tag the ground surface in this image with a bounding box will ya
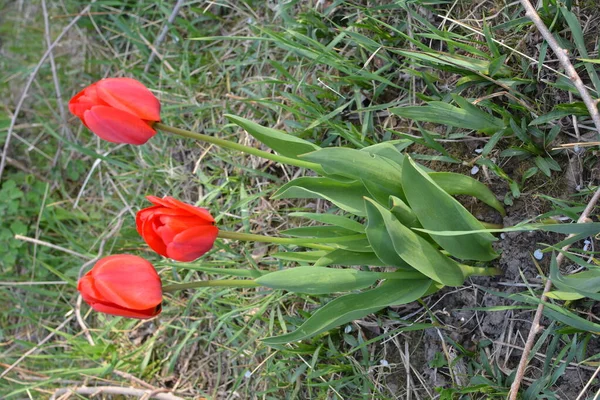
[1,1,600,399]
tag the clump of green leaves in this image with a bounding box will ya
[226,115,505,343]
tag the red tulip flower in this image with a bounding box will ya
[78,254,162,319]
[69,78,160,145]
[136,196,219,262]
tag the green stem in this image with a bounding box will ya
[217,230,365,251]
[155,123,324,173]
[162,279,259,293]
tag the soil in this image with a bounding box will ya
[382,169,600,399]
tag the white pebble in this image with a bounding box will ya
[380,359,389,367]
[474,148,483,154]
[470,166,480,175]
[244,371,252,379]
[533,249,543,260]
[344,325,352,334]
[500,233,506,239]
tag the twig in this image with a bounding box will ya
[14,235,92,259]
[508,186,600,399]
[75,295,95,346]
[50,386,184,400]
[42,0,73,170]
[0,1,95,182]
[518,0,600,135]
[509,2,600,397]
[575,362,600,400]
[143,0,185,73]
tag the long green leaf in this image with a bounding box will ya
[272,177,369,216]
[262,278,433,344]
[271,251,328,263]
[314,249,389,267]
[289,212,365,232]
[429,172,506,216]
[364,199,412,268]
[282,226,357,238]
[402,157,498,261]
[256,266,382,294]
[300,148,405,201]
[389,196,421,228]
[365,198,465,286]
[225,114,320,159]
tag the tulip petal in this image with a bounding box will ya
[91,255,162,310]
[136,205,162,236]
[141,215,169,257]
[146,196,214,221]
[90,301,161,319]
[83,106,157,145]
[77,274,103,304]
[166,225,219,262]
[163,196,215,222]
[96,78,161,121]
[68,84,105,119]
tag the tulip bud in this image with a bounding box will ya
[78,254,162,319]
[69,78,160,145]
[136,196,219,262]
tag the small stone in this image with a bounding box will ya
[344,325,352,334]
[474,148,483,154]
[380,359,389,367]
[244,371,252,379]
[470,166,480,175]
[500,233,506,239]
[533,249,543,260]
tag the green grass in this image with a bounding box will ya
[1,0,600,399]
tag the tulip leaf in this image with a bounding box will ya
[389,196,420,228]
[364,200,410,268]
[300,148,405,201]
[225,114,320,159]
[262,278,433,344]
[282,226,357,238]
[361,179,393,207]
[330,238,374,253]
[256,266,383,294]
[272,177,369,216]
[271,251,329,263]
[314,249,389,267]
[429,172,506,216]
[288,212,365,233]
[360,142,408,167]
[365,198,465,286]
[402,157,498,261]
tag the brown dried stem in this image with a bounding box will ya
[509,1,600,397]
[508,186,600,399]
[518,0,600,135]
